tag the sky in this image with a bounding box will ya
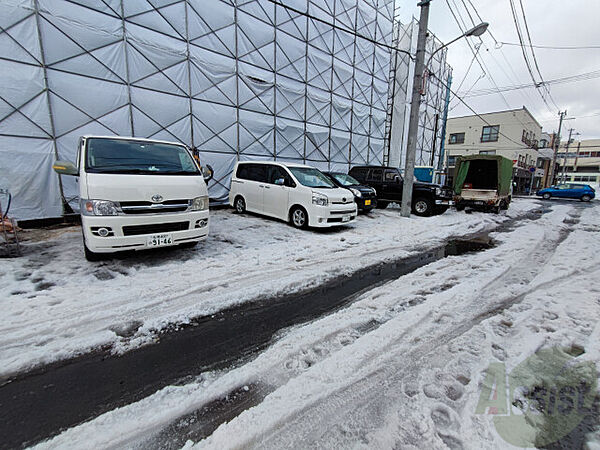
[399,0,600,139]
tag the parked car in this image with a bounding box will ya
[53,136,213,261]
[348,165,453,216]
[324,172,377,212]
[537,183,595,202]
[453,155,513,213]
[229,161,357,228]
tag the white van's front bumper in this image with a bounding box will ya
[307,203,358,228]
[82,210,209,253]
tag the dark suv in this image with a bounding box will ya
[348,166,453,216]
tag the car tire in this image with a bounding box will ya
[500,200,509,210]
[234,196,246,213]
[290,206,309,229]
[412,197,433,216]
[542,193,551,200]
[376,201,389,209]
[179,241,198,249]
[581,194,591,202]
[455,202,466,212]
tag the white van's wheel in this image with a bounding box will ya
[234,196,246,213]
[290,206,308,229]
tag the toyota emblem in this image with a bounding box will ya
[151,194,163,203]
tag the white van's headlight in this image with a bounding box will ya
[312,192,329,206]
[190,195,209,211]
[349,188,362,198]
[81,199,120,216]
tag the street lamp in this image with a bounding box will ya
[400,2,490,218]
[425,22,488,69]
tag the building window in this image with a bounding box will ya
[447,156,456,166]
[481,125,499,142]
[449,133,465,144]
[479,150,496,155]
[539,139,547,148]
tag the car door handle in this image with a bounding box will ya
[264,185,270,189]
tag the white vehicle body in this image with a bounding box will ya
[229,161,357,228]
[59,136,210,256]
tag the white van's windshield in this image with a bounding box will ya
[288,167,336,188]
[85,138,199,175]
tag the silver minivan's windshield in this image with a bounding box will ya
[289,167,336,188]
[85,138,199,175]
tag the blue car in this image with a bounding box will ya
[537,183,595,202]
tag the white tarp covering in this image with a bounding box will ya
[0,0,394,220]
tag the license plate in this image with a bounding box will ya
[474,201,485,205]
[342,215,351,222]
[147,233,173,247]
[364,200,371,206]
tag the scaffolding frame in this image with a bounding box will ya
[0,0,394,219]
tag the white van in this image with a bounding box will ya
[53,136,212,261]
[229,161,357,228]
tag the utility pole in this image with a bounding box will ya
[400,0,430,217]
[573,141,582,172]
[560,128,574,183]
[549,110,566,185]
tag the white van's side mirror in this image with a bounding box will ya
[202,164,214,183]
[53,160,78,176]
[274,178,285,186]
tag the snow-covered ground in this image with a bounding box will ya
[28,199,600,449]
[0,200,536,378]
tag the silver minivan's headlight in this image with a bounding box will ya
[190,195,209,211]
[349,188,362,198]
[81,199,120,216]
[312,191,329,206]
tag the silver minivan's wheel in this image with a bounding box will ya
[542,193,551,200]
[234,196,246,213]
[290,206,308,229]
[581,194,591,202]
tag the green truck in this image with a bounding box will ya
[453,155,514,213]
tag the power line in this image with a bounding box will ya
[508,0,556,114]
[434,74,529,149]
[446,0,534,132]
[498,42,600,50]
[462,68,600,97]
[517,0,560,111]
[464,0,500,44]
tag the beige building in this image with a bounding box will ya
[555,138,600,185]
[445,107,542,193]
